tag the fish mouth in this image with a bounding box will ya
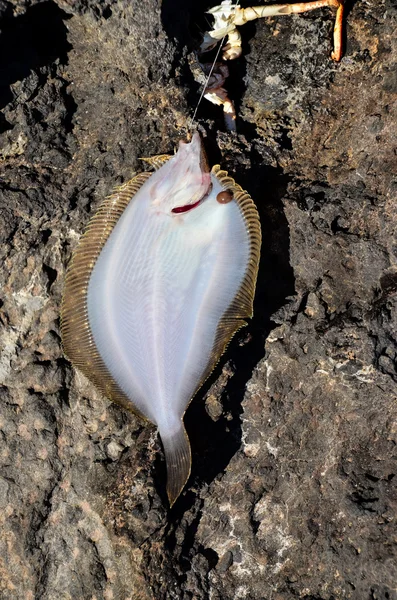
[171,181,213,214]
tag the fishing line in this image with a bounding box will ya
[189,34,225,129]
[189,0,241,131]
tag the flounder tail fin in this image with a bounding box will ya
[161,423,192,507]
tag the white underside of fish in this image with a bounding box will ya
[87,173,250,437]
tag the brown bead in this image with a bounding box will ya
[216,190,234,204]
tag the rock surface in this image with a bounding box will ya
[0,0,396,599]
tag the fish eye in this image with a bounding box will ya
[216,189,234,204]
[171,182,213,214]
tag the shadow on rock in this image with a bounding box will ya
[0,1,71,110]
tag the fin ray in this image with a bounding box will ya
[139,154,172,170]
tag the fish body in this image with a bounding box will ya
[61,134,261,505]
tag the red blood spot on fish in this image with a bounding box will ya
[171,199,202,214]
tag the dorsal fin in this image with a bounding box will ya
[139,154,172,170]
[61,171,155,419]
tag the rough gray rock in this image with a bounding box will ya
[0,0,396,599]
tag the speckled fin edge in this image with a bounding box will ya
[60,164,170,419]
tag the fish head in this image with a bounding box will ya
[150,132,212,215]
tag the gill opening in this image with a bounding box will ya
[171,181,213,214]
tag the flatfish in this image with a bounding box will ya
[61,133,261,505]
